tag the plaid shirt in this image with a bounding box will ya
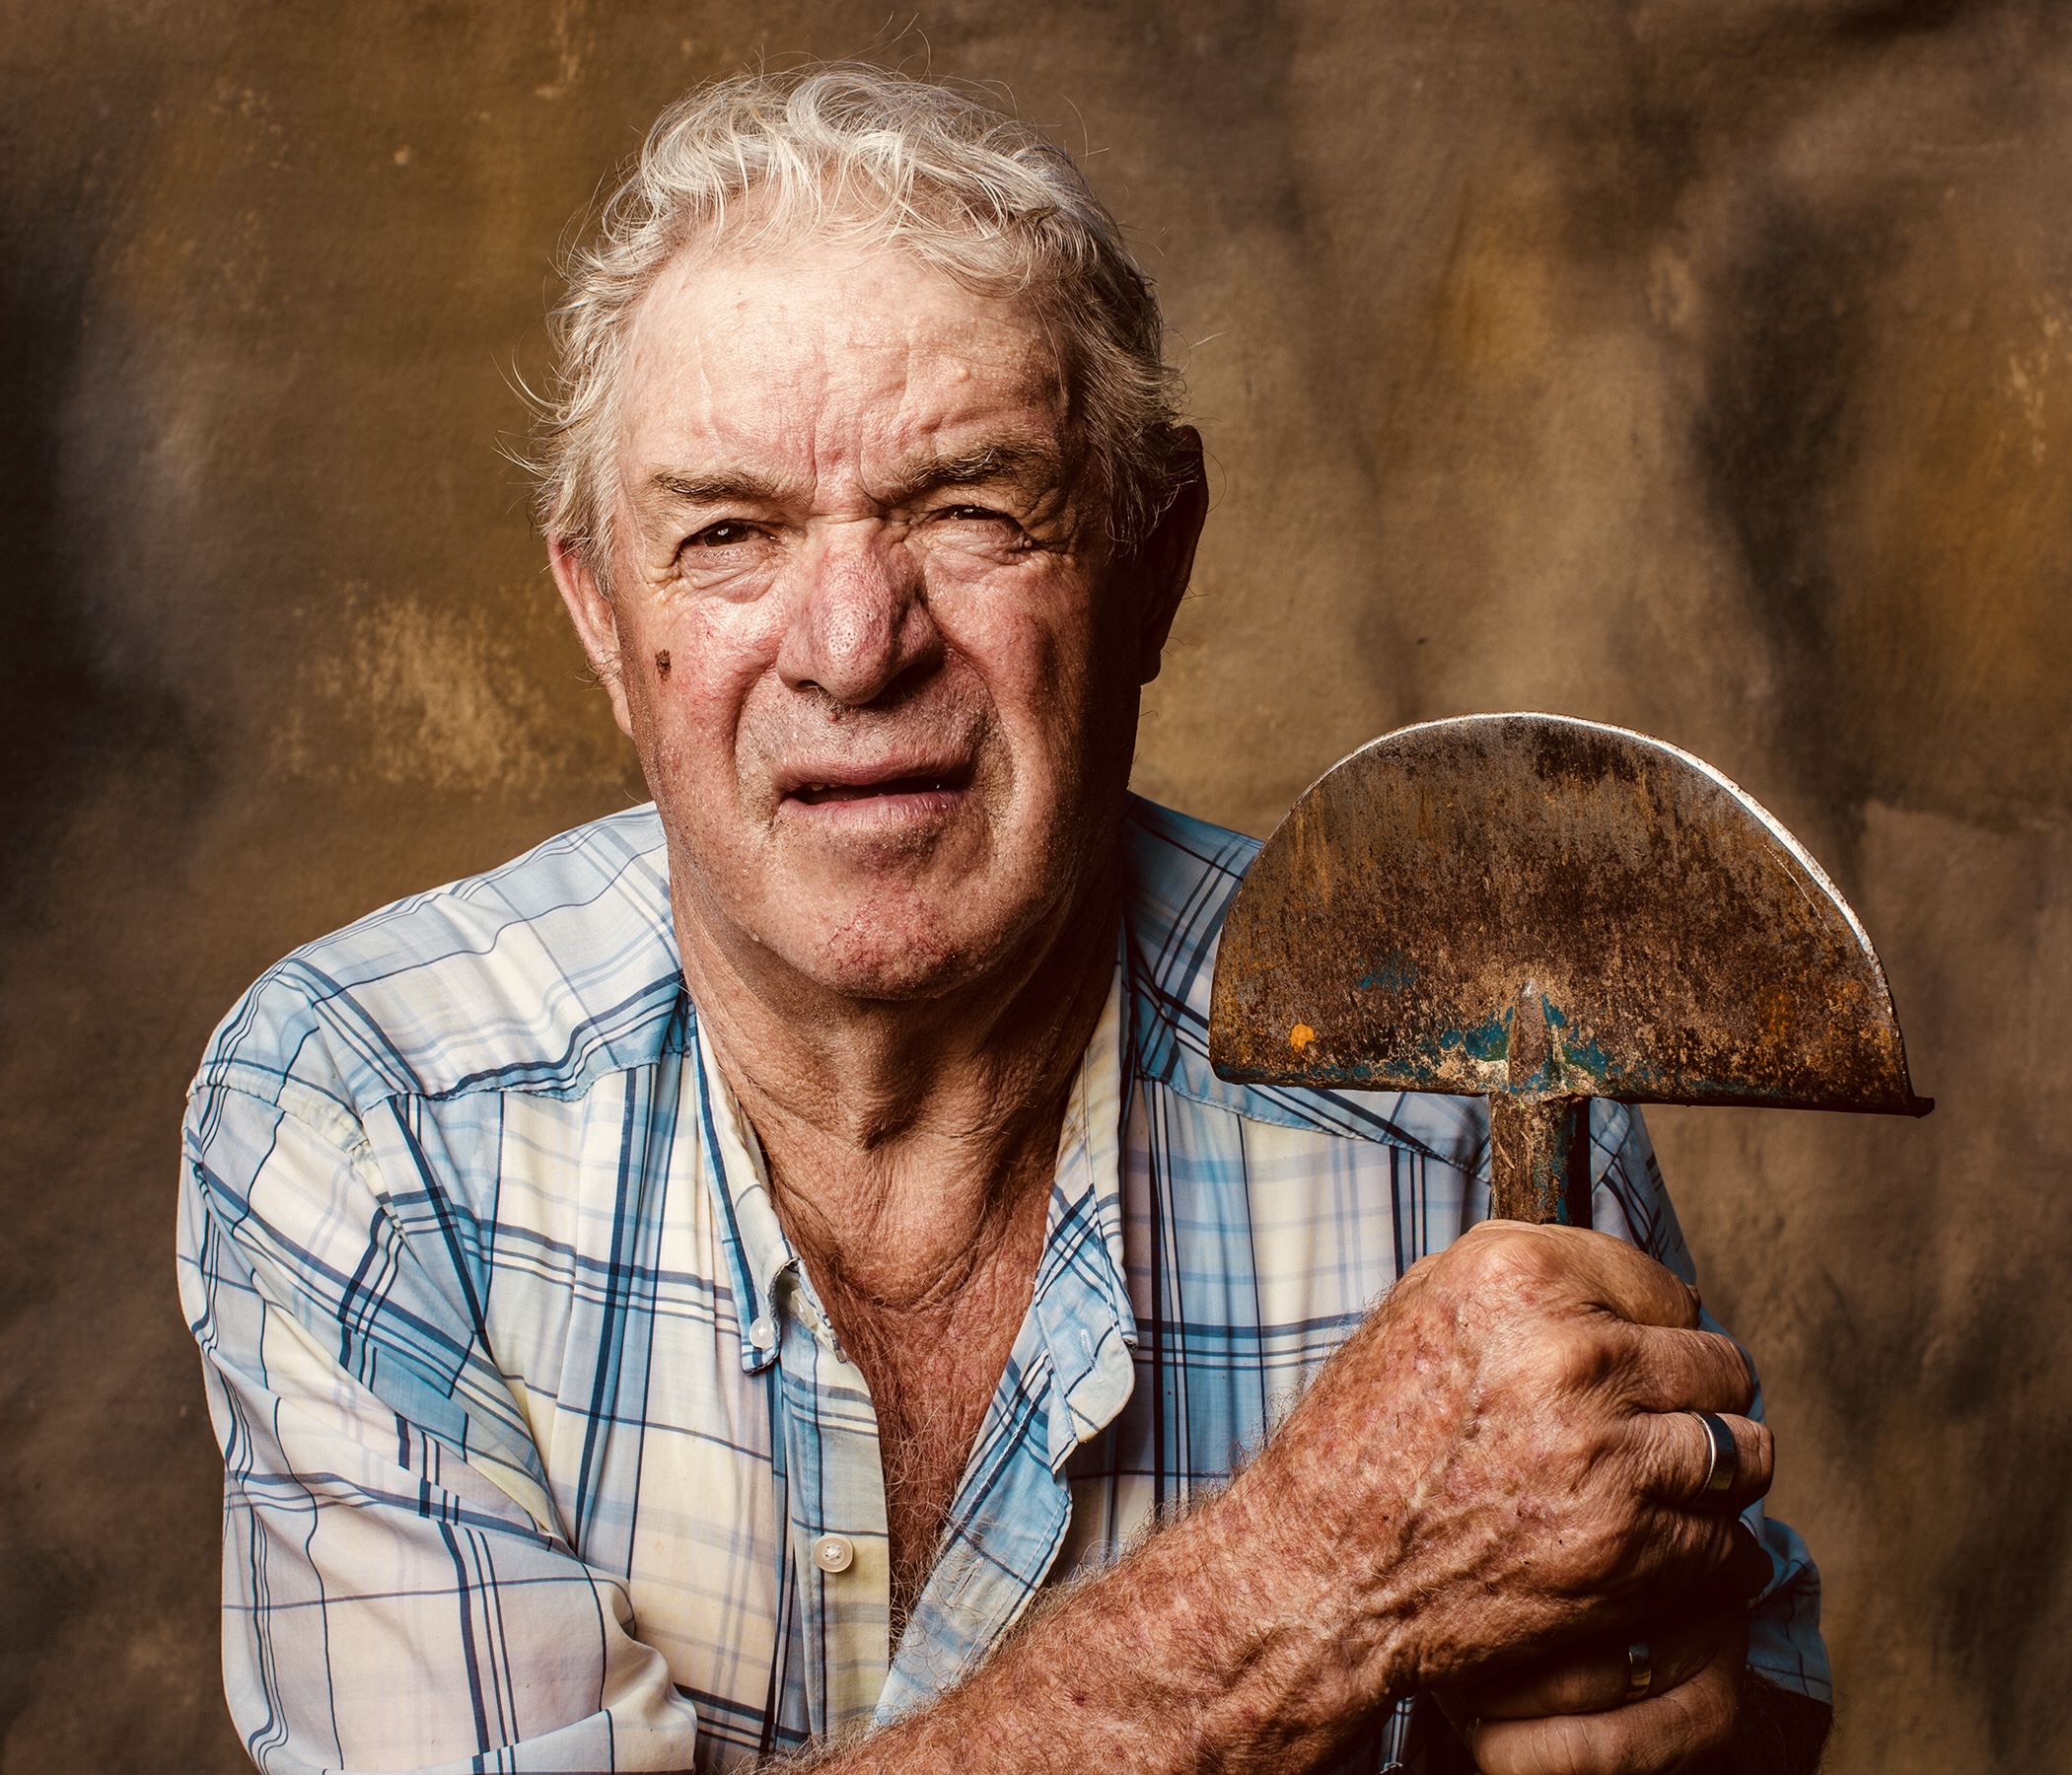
[179,795,1827,1774]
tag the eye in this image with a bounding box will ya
[931,504,1028,541]
[684,520,759,549]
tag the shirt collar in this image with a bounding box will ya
[1031,965,1137,1464]
[690,1014,795,1374]
[692,967,1135,1393]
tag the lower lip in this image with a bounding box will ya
[779,783,970,827]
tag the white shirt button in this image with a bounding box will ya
[748,1316,776,1350]
[811,1534,855,1575]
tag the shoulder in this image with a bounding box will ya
[1119,794,1486,1169]
[190,805,683,1123]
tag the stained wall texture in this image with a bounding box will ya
[3,2,2067,1769]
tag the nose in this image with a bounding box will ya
[775,522,942,707]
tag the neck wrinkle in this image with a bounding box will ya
[676,861,1123,1307]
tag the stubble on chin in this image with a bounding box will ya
[653,768,1004,1004]
[752,787,1020,1002]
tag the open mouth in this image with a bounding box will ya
[787,771,968,806]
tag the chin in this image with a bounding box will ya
[676,797,1093,1004]
[751,820,1055,996]
[754,862,1062,1002]
[796,905,990,1003]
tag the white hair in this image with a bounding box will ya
[531,63,1187,582]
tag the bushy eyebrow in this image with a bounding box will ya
[642,436,1068,514]
[646,467,791,506]
[881,438,1066,504]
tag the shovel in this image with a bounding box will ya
[1208,714,1931,1225]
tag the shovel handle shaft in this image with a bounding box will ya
[1488,1095,1594,1227]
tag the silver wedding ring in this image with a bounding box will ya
[1623,1640,1653,1704]
[1688,1409,1739,1502]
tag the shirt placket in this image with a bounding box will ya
[768,1262,893,1735]
[695,972,1136,1741]
[875,970,1139,1720]
[692,1021,894,1740]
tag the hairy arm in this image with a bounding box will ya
[793,1224,1772,1775]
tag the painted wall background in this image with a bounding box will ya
[4,1,2067,1768]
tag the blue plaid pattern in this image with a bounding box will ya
[178,795,1827,1774]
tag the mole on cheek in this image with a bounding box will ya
[655,650,672,679]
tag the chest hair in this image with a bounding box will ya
[810,1198,1048,1644]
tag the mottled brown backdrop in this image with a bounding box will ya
[4,1,2067,1769]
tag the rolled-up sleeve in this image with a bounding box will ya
[179,1080,702,1774]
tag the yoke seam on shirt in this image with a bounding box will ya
[191,1073,377,1166]
[198,1046,667,1128]
[1139,1066,1451,1164]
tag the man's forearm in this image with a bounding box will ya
[773,1225,1778,1775]
[803,1470,1385,1775]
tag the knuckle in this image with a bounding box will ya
[1449,1223,1559,1296]
[1743,1420,1776,1488]
[1678,1652,1742,1746]
[1709,1334,1756,1407]
[1684,1331,1752,1408]
[1524,1321,1618,1397]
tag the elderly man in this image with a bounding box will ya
[179,65,1829,1775]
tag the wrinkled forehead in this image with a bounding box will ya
[613,234,1079,491]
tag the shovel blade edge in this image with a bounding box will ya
[1207,714,1931,1117]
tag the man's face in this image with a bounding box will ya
[556,240,1188,1005]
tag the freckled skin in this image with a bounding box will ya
[549,240,1769,1774]
[553,243,1186,1635]
[574,245,1140,1008]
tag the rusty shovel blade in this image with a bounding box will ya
[1207,714,1932,1224]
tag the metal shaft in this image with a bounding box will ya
[1487,1094,1593,1226]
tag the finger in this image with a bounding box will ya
[1450,1221,1702,1330]
[1603,1506,1774,1620]
[1440,1647,1630,1722]
[1451,1615,1729,1721]
[1608,1323,1756,1416]
[1465,1647,1740,1775]
[1726,1519,1777,1602]
[1635,1408,1774,1513]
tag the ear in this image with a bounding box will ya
[1132,427,1208,685]
[548,534,636,738]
